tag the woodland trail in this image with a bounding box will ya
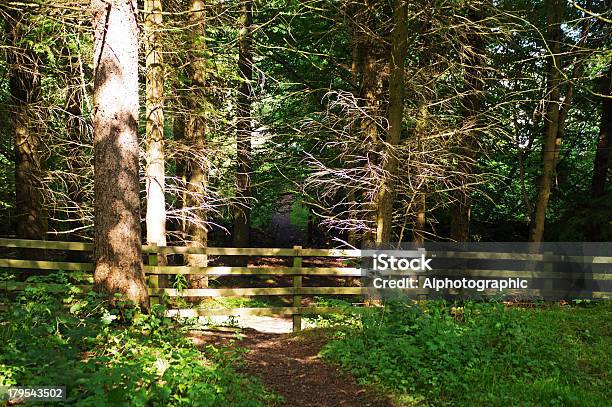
[190,328,394,407]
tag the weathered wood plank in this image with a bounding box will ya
[430,251,545,261]
[0,238,93,251]
[143,265,363,276]
[148,286,610,299]
[142,245,361,257]
[559,255,612,264]
[148,287,367,297]
[380,269,611,280]
[143,246,297,256]
[293,245,303,332]
[0,239,608,263]
[166,306,350,317]
[430,251,612,263]
[1,281,608,300]
[0,259,94,271]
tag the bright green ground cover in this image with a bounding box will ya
[320,301,611,407]
[0,272,280,406]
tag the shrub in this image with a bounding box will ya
[0,274,280,406]
[320,301,611,407]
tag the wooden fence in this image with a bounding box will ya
[0,238,610,332]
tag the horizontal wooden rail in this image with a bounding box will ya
[429,251,612,263]
[144,265,363,276]
[167,306,350,318]
[1,238,610,263]
[1,259,607,280]
[148,287,610,300]
[0,259,94,271]
[148,287,366,297]
[2,283,608,300]
[380,269,612,280]
[0,238,93,251]
[142,246,361,257]
[1,238,610,333]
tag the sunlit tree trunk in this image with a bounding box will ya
[6,10,47,243]
[375,0,407,244]
[144,0,167,266]
[412,103,428,245]
[591,65,611,199]
[233,0,253,252]
[529,0,563,242]
[184,0,209,288]
[92,0,148,309]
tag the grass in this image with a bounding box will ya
[319,300,611,407]
[0,272,280,406]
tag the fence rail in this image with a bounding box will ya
[1,238,610,332]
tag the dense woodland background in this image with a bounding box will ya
[0,0,610,252]
[0,2,609,402]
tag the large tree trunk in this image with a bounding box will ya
[359,10,381,247]
[450,8,484,242]
[92,0,148,309]
[184,0,209,289]
[375,0,407,244]
[529,0,563,243]
[6,10,47,243]
[591,65,611,199]
[233,0,253,251]
[144,0,167,266]
[346,3,363,248]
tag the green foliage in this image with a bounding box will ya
[303,296,362,328]
[0,273,280,406]
[320,301,611,406]
[288,200,309,230]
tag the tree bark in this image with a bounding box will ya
[92,0,148,309]
[144,0,167,266]
[346,2,363,248]
[375,0,407,244]
[450,8,485,242]
[413,193,426,245]
[184,0,209,288]
[529,0,563,243]
[6,10,47,243]
[359,6,381,247]
[233,0,253,251]
[412,102,429,245]
[591,65,611,199]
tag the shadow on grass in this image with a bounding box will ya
[0,278,281,406]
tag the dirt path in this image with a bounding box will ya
[191,329,393,407]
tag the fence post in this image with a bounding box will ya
[148,243,160,307]
[542,251,554,298]
[292,245,302,332]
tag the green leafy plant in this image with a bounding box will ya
[0,273,280,406]
[321,301,611,407]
